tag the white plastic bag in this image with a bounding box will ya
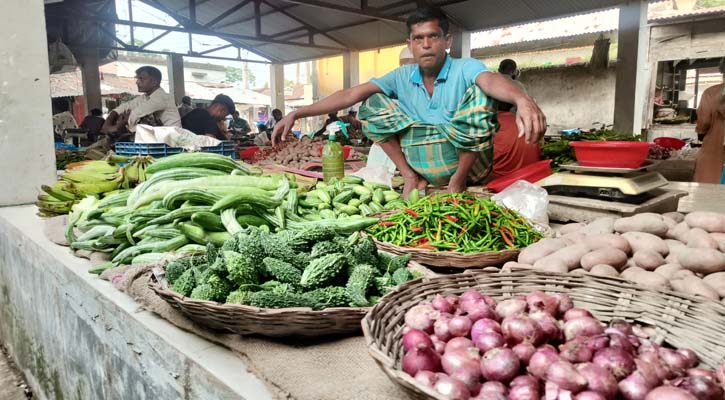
[48,39,77,74]
[351,166,393,187]
[491,180,549,226]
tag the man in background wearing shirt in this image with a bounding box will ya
[181,94,236,141]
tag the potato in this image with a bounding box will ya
[687,228,720,249]
[614,213,668,236]
[583,234,632,254]
[589,264,619,277]
[580,217,615,236]
[518,238,568,265]
[561,231,587,246]
[654,263,683,280]
[703,272,725,297]
[685,211,725,233]
[558,222,586,236]
[664,239,686,251]
[662,216,678,231]
[501,261,533,273]
[708,232,725,252]
[621,232,669,256]
[671,276,720,301]
[666,221,691,243]
[670,247,725,274]
[671,269,696,280]
[580,247,628,271]
[663,212,685,223]
[621,267,670,290]
[533,256,569,273]
[633,250,666,271]
[665,252,679,265]
[546,244,591,270]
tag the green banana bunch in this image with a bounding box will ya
[120,156,154,189]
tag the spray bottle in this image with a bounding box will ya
[320,121,349,182]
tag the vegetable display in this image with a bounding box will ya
[163,228,418,309]
[296,175,404,219]
[368,193,543,253]
[400,290,724,400]
[541,131,640,168]
[508,211,725,302]
[250,137,360,169]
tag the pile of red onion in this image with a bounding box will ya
[401,290,725,400]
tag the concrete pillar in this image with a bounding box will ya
[613,1,649,134]
[270,63,285,112]
[167,54,185,105]
[343,51,360,89]
[0,0,56,205]
[450,31,471,59]
[78,51,102,114]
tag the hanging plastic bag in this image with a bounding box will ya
[48,39,77,74]
[491,180,549,227]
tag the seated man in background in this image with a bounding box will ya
[181,94,235,141]
[229,111,252,136]
[178,96,193,118]
[265,109,283,139]
[79,108,105,142]
[102,66,181,136]
[490,101,541,179]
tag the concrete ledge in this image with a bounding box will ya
[0,206,273,400]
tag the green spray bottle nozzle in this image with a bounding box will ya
[305,120,350,140]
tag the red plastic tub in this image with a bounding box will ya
[486,160,552,193]
[318,145,352,160]
[654,137,686,150]
[569,141,651,169]
[238,146,260,160]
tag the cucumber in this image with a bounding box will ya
[319,209,337,220]
[341,175,364,184]
[369,201,384,213]
[162,188,221,210]
[317,202,331,210]
[358,204,373,216]
[372,189,385,205]
[210,189,282,212]
[333,190,354,204]
[348,199,362,208]
[384,191,401,202]
[352,185,372,197]
[147,206,211,226]
[236,214,269,227]
[191,211,226,232]
[316,190,332,204]
[407,188,420,204]
[286,189,298,214]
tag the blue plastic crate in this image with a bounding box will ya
[200,140,236,159]
[115,142,184,158]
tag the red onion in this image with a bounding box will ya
[634,359,661,388]
[478,381,508,400]
[552,293,574,317]
[445,337,475,353]
[564,317,604,341]
[676,348,699,369]
[462,300,497,322]
[659,348,688,376]
[433,295,455,313]
[608,319,634,335]
[471,318,502,342]
[502,315,545,346]
[480,347,521,383]
[547,360,588,393]
[446,294,460,309]
[449,315,473,338]
[576,363,617,400]
[509,384,541,400]
[403,347,441,376]
[474,331,505,353]
[644,386,697,400]
[435,314,453,342]
[638,351,670,381]
[563,308,593,321]
[511,374,540,388]
[403,329,434,352]
[673,375,724,400]
[496,298,527,319]
[627,335,641,349]
[529,347,561,379]
[431,334,446,354]
[405,304,439,333]
[526,291,559,316]
[607,332,635,355]
[434,375,472,400]
[414,370,439,387]
[460,289,483,303]
[716,360,725,389]
[687,367,717,381]
[585,335,610,352]
[512,342,537,364]
[471,391,507,400]
[560,339,593,363]
[637,339,660,354]
[481,295,498,310]
[575,392,606,400]
[593,347,635,381]
[529,311,563,343]
[451,368,483,395]
[442,348,481,375]
[618,370,653,400]
[545,381,561,400]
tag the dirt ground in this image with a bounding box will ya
[0,344,31,400]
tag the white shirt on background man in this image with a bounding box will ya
[114,87,181,132]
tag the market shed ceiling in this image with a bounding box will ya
[142,0,636,64]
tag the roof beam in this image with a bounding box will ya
[277,0,405,23]
[138,25,179,49]
[260,0,348,47]
[204,0,253,28]
[198,43,234,55]
[215,4,299,29]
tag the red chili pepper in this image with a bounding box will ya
[379,221,397,227]
[411,226,423,233]
[404,208,419,218]
[458,227,468,238]
[445,215,458,223]
[499,226,514,248]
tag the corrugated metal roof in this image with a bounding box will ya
[649,5,725,21]
[141,0,634,63]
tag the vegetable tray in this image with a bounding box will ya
[361,270,725,400]
[149,259,437,337]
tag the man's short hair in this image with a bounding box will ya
[181,95,192,105]
[406,7,449,36]
[90,108,103,116]
[212,94,236,115]
[498,59,517,75]
[135,66,162,82]
[232,111,239,117]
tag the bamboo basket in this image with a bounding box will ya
[149,259,437,337]
[362,270,725,400]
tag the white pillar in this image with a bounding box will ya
[343,51,360,89]
[613,1,649,134]
[78,51,102,114]
[167,54,185,105]
[0,0,56,205]
[450,31,471,59]
[270,63,285,112]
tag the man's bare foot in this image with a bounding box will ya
[402,173,426,198]
[447,173,467,193]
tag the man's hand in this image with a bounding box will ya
[271,113,297,147]
[515,96,547,144]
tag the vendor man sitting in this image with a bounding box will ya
[102,66,181,135]
[272,7,546,195]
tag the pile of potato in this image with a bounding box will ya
[251,137,359,169]
[505,211,725,302]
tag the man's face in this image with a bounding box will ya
[273,111,282,120]
[135,72,158,93]
[407,20,451,72]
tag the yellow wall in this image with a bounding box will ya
[315,44,408,98]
